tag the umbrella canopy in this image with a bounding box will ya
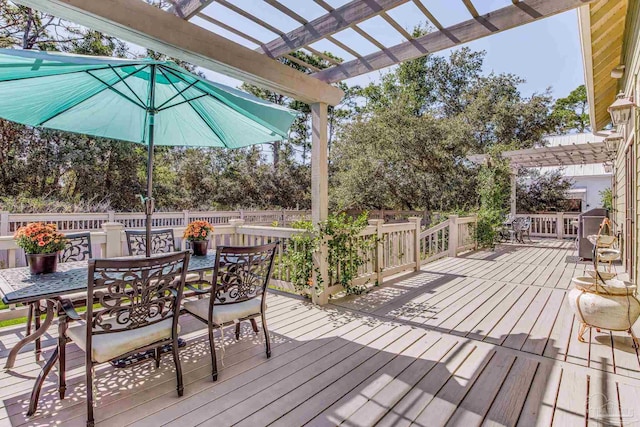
[0,49,298,256]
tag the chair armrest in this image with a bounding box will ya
[58,298,83,321]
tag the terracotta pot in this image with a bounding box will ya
[190,240,209,256]
[26,252,58,275]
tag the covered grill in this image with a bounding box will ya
[577,208,608,260]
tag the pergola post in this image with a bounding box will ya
[510,169,517,217]
[311,102,329,306]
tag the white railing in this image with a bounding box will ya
[418,214,477,264]
[515,213,579,239]
[0,214,479,320]
[0,209,312,234]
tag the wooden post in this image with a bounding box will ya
[510,170,517,217]
[557,212,564,239]
[102,222,124,258]
[473,214,478,250]
[107,210,115,222]
[0,211,8,237]
[183,210,190,226]
[369,219,384,285]
[311,102,329,306]
[229,219,245,246]
[448,215,459,257]
[409,217,422,271]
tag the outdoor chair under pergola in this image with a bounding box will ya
[56,251,191,427]
[182,243,277,381]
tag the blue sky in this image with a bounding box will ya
[190,1,585,102]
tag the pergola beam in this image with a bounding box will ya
[168,0,214,19]
[314,0,597,83]
[12,0,344,105]
[260,0,409,58]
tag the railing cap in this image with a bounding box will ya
[102,222,125,231]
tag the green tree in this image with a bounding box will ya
[332,46,554,212]
[516,169,573,213]
[550,85,589,133]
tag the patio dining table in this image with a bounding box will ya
[0,251,217,416]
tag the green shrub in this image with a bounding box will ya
[283,212,373,296]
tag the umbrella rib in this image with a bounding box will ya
[156,94,208,112]
[0,62,143,83]
[155,77,202,110]
[85,70,147,110]
[36,84,112,127]
[36,66,149,127]
[157,66,227,145]
[107,65,147,107]
[161,66,289,138]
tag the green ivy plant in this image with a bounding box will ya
[475,146,512,248]
[320,212,373,295]
[283,212,373,297]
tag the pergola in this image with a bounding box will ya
[10,0,597,303]
[468,140,615,215]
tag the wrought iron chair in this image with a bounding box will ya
[182,243,277,381]
[519,216,532,242]
[56,251,190,427]
[125,228,176,256]
[125,228,205,285]
[26,232,93,359]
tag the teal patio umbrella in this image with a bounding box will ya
[0,49,298,256]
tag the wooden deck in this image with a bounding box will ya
[1,239,640,426]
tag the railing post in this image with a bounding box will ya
[556,212,564,239]
[107,210,115,222]
[229,219,245,246]
[409,217,422,271]
[474,214,478,250]
[369,219,384,285]
[102,222,124,258]
[183,210,190,226]
[448,215,459,257]
[0,211,8,237]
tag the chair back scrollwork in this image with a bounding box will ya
[211,243,278,306]
[59,232,93,263]
[126,229,176,256]
[86,251,190,338]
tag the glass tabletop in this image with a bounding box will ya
[0,251,217,305]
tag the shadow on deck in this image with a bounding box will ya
[0,240,638,426]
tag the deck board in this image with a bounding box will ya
[1,239,640,426]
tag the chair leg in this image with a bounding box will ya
[235,322,241,341]
[261,312,271,358]
[26,303,33,336]
[86,362,94,427]
[577,322,589,343]
[58,321,67,399]
[250,318,259,334]
[171,337,184,396]
[34,303,41,360]
[154,347,161,369]
[629,328,640,349]
[208,324,218,381]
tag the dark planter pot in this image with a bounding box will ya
[190,240,209,256]
[27,253,58,275]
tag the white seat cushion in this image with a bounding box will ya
[66,318,178,363]
[183,297,262,325]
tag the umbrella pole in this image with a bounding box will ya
[145,65,157,258]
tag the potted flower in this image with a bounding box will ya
[14,222,67,275]
[183,220,214,256]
